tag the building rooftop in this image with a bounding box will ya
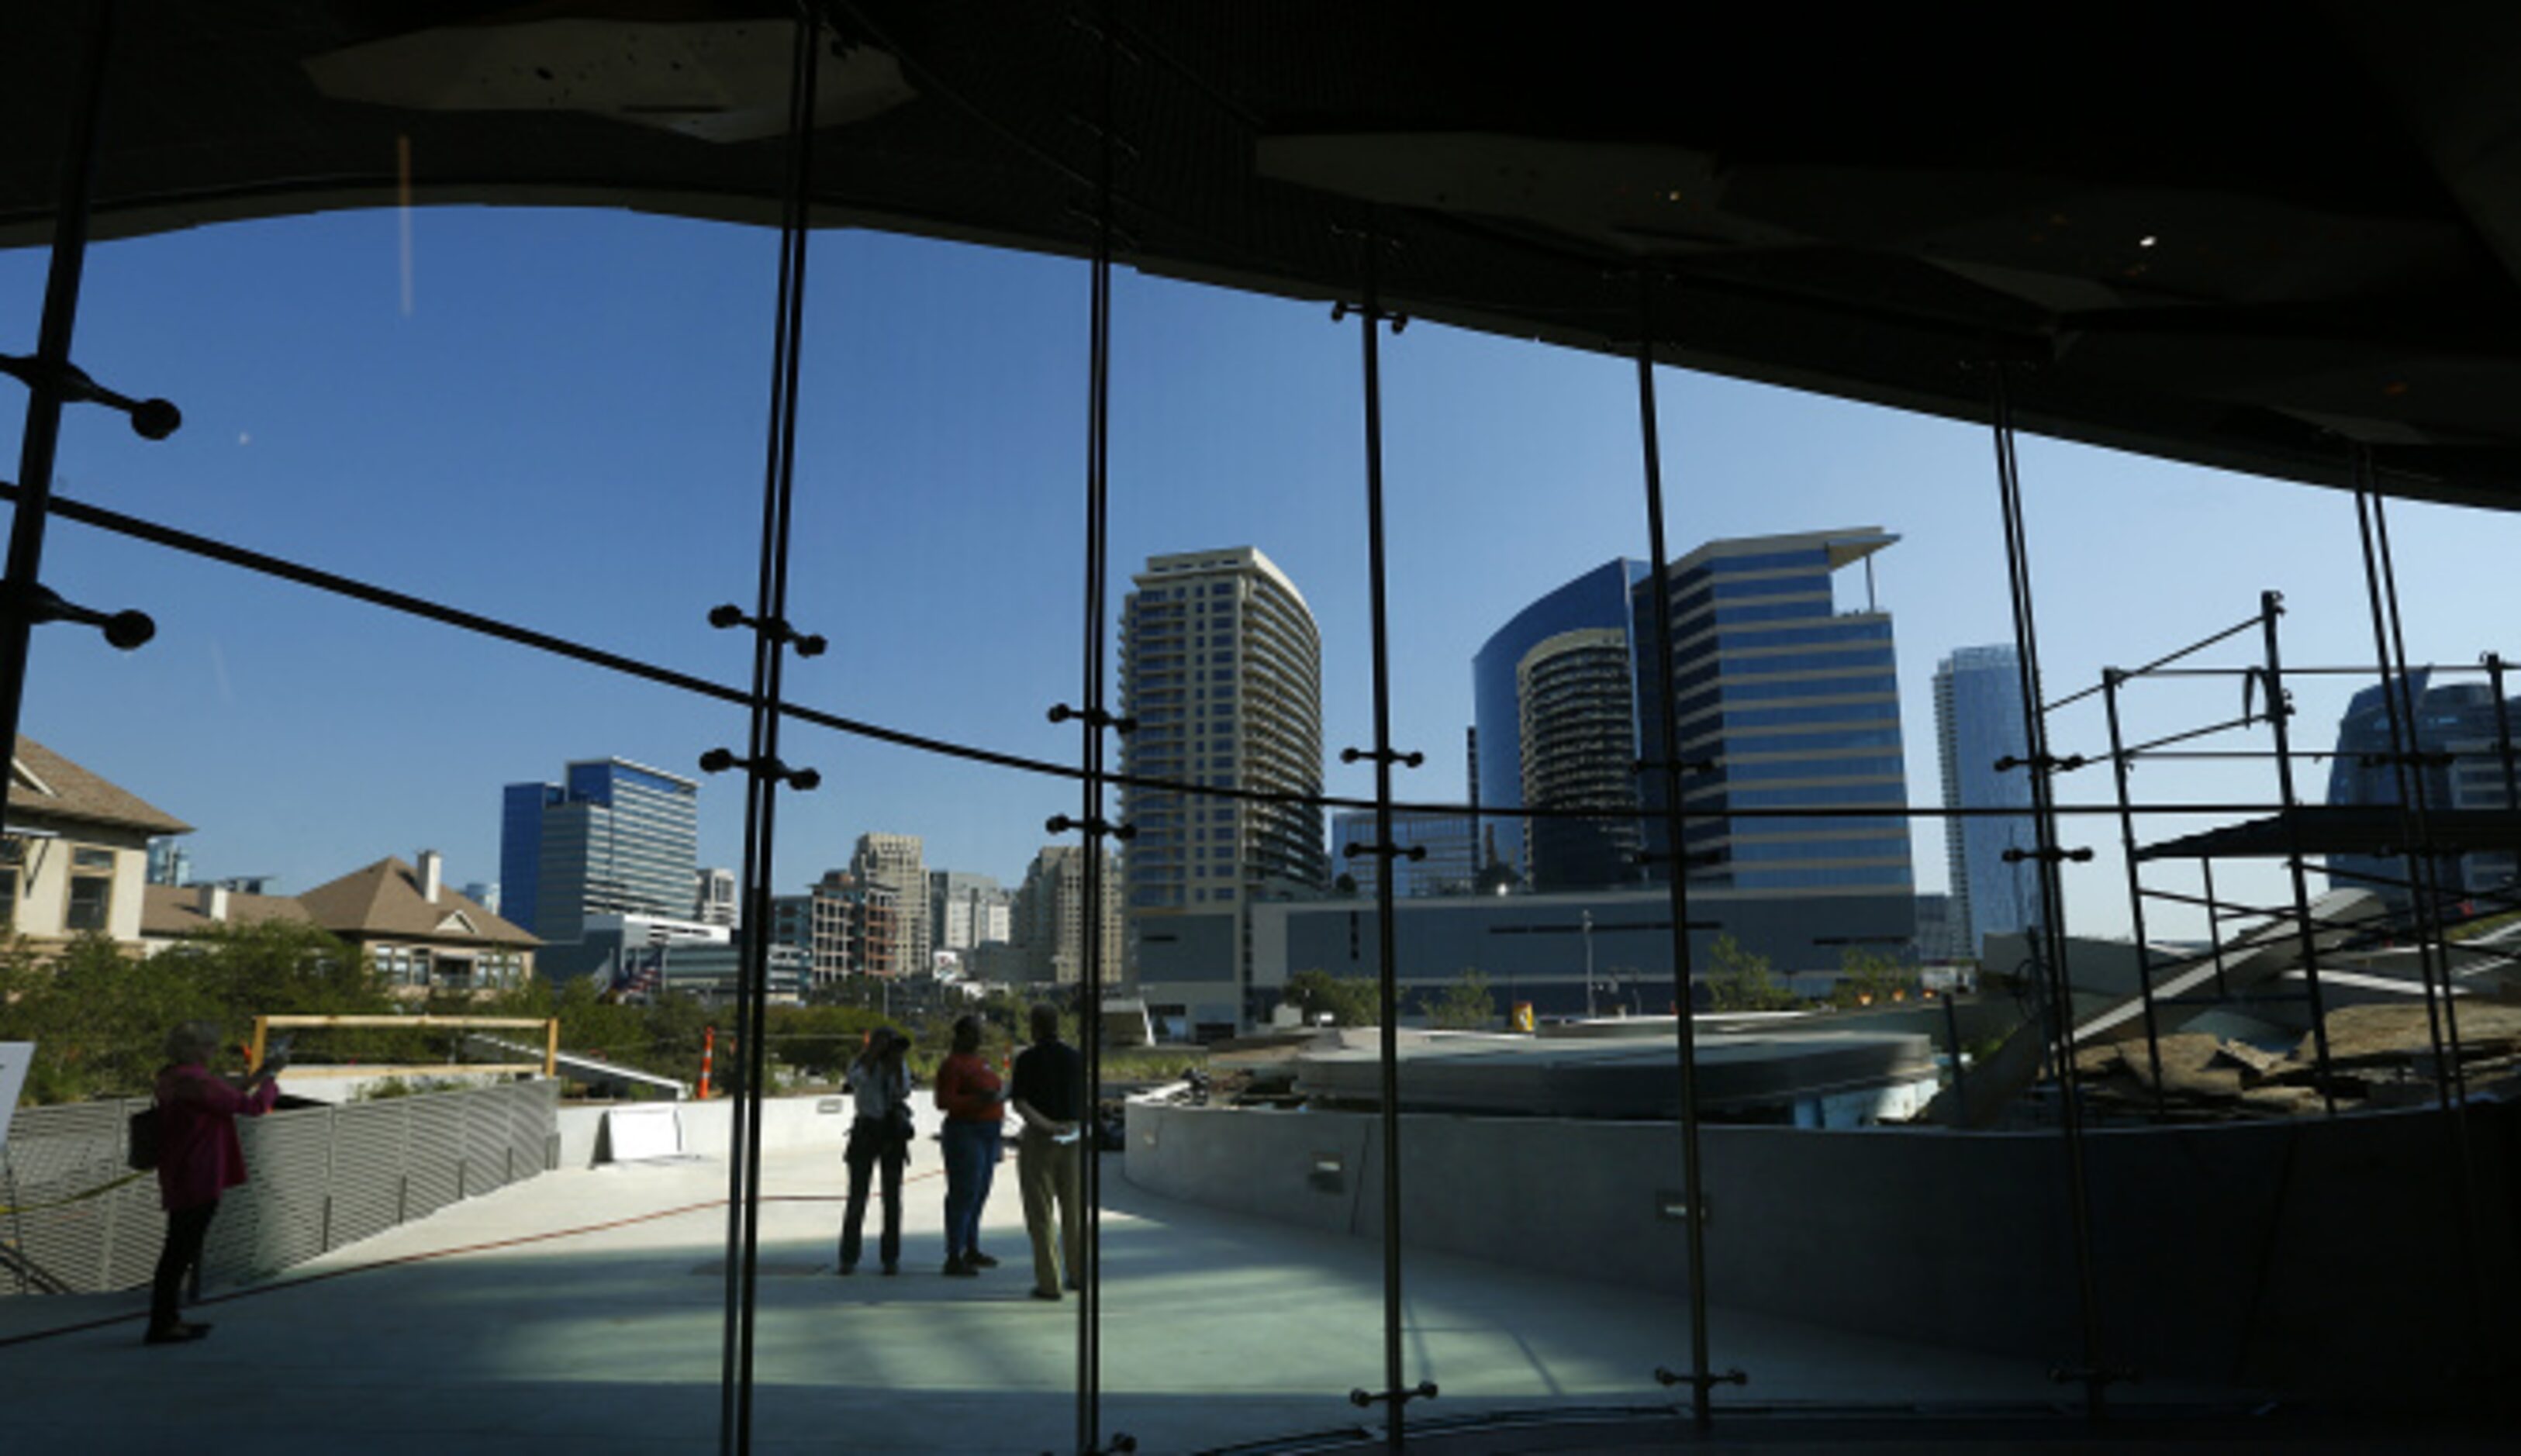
[6,737,191,837]
[296,856,539,947]
[138,882,313,938]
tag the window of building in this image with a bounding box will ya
[64,873,111,933]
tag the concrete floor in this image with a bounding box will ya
[0,1127,2425,1454]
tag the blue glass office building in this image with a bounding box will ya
[499,757,702,951]
[1470,559,1647,890]
[1934,643,2036,957]
[1636,530,1913,898]
[1329,809,1479,899]
[2325,672,2521,916]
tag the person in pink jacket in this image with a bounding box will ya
[145,1020,283,1345]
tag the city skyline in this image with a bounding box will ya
[95,519,2521,964]
[12,211,2516,950]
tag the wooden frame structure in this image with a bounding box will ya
[250,1014,559,1082]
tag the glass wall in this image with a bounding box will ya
[3,9,2509,1453]
[1096,264,1382,1448]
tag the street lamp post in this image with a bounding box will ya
[1582,909,1596,1019]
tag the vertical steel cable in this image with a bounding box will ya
[1985,367,2111,1417]
[717,10,818,1454]
[2349,464,2458,1112]
[1630,273,1725,1429]
[2371,488,2471,1100]
[1074,8,1117,1451]
[0,0,114,837]
[2199,857,2230,999]
[2349,454,2485,1365]
[2487,655,2519,835]
[1358,225,1411,1454]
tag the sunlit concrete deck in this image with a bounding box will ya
[0,1113,2418,1454]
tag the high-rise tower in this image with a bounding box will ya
[1013,844,1124,985]
[1516,626,1645,889]
[499,757,700,953]
[849,832,930,975]
[929,869,1011,955]
[1934,643,2036,957]
[2326,672,2521,919]
[1472,559,1648,888]
[1121,547,1326,1031]
[1635,529,1913,899]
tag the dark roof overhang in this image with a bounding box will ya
[7,3,2521,505]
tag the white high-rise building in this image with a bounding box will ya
[1120,546,1326,1033]
[694,865,738,926]
[928,869,1011,953]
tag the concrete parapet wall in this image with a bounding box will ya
[554,1092,894,1168]
[1125,1098,2518,1396]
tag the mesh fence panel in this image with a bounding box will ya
[463,1086,516,1194]
[402,1092,467,1220]
[205,1107,332,1285]
[2,1082,558,1299]
[326,1100,410,1250]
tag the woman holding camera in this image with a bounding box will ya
[145,1020,283,1345]
[838,1026,913,1276]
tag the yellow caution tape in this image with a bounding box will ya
[0,1170,147,1216]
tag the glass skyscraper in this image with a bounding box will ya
[1328,809,1479,899]
[1933,643,2037,957]
[1477,541,1911,901]
[1471,559,1648,888]
[1516,626,1646,889]
[1637,530,1912,897]
[499,757,701,953]
[2326,672,2521,916]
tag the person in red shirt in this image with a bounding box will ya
[145,1020,283,1344]
[931,1013,1007,1276]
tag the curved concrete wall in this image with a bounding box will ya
[1124,1099,2518,1397]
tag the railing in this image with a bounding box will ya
[251,1013,559,1081]
[1,1080,558,1298]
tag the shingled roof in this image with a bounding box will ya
[295,857,539,948]
[140,882,314,938]
[9,737,192,837]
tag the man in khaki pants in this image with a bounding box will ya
[1011,1002,1086,1301]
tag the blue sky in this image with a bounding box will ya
[5,205,2515,939]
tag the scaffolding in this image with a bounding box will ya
[1984,590,2521,1127]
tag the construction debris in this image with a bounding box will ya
[2074,1001,2521,1120]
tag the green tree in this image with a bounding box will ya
[1828,947,1910,1009]
[1705,933,1799,1013]
[764,1002,890,1081]
[1284,968,1380,1027]
[0,920,391,1104]
[1418,968,1496,1030]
